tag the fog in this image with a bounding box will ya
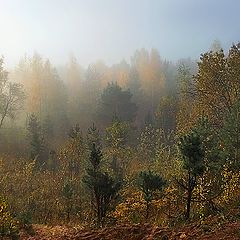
[1,0,239,67]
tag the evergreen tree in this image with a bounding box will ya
[178,131,205,219]
[86,123,101,149]
[98,82,137,125]
[27,114,46,168]
[83,143,122,226]
[193,116,223,171]
[138,170,166,220]
[48,149,58,171]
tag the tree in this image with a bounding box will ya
[178,131,205,219]
[138,124,164,162]
[86,123,101,150]
[131,48,165,116]
[66,124,85,178]
[138,170,166,220]
[42,115,54,142]
[155,95,177,132]
[176,60,196,134]
[66,55,83,124]
[193,44,240,125]
[105,118,130,151]
[62,179,75,222]
[105,118,131,175]
[16,54,68,137]
[111,60,130,89]
[0,58,25,129]
[27,114,46,168]
[193,116,223,170]
[98,82,137,125]
[83,143,122,226]
[221,99,240,168]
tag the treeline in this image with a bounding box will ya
[1,43,240,237]
[0,48,197,156]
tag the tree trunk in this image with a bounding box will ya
[185,171,193,220]
[186,188,192,220]
[146,200,150,221]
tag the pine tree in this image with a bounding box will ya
[27,113,46,168]
[178,131,205,219]
[83,143,122,227]
[193,116,223,171]
[86,123,101,149]
[98,82,137,125]
[138,170,166,220]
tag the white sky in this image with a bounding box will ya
[0,0,239,68]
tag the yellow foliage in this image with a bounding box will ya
[0,197,19,237]
[112,190,146,223]
[219,164,240,206]
[113,184,183,226]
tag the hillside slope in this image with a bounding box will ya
[19,218,240,240]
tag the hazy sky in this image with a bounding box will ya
[0,0,239,67]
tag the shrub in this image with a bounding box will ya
[0,197,19,239]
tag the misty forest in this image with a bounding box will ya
[1,2,240,239]
[1,41,240,239]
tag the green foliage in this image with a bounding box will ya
[178,131,205,176]
[194,44,240,124]
[98,82,137,125]
[139,170,166,203]
[62,180,75,200]
[87,123,101,149]
[155,96,177,132]
[193,116,224,171]
[27,114,46,168]
[65,124,86,176]
[105,118,132,176]
[178,129,206,219]
[138,125,166,161]
[138,170,166,220]
[105,119,130,150]
[62,179,75,222]
[83,143,122,226]
[221,100,240,168]
[2,44,240,230]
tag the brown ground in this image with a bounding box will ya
[18,217,240,240]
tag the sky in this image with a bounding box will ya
[0,0,239,67]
